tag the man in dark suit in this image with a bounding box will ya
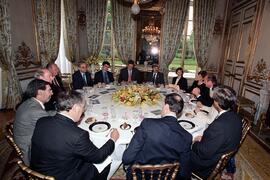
[34,68,57,110]
[122,93,192,179]
[14,79,53,165]
[191,86,242,179]
[72,61,93,89]
[94,61,114,84]
[192,86,213,107]
[146,64,165,86]
[46,62,65,110]
[118,60,141,84]
[31,91,119,180]
[172,67,188,91]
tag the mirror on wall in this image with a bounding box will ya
[136,10,161,65]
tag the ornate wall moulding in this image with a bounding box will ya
[14,42,40,80]
[247,58,270,83]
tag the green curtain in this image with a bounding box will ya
[34,0,61,66]
[63,0,79,63]
[159,0,190,83]
[86,0,108,61]
[112,0,136,64]
[0,0,22,109]
[193,0,216,69]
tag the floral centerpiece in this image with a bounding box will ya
[112,85,161,106]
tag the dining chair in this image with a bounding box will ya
[192,149,237,180]
[240,118,251,146]
[131,162,180,180]
[17,160,55,180]
[5,121,14,136]
[5,134,24,160]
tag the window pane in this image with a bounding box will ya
[104,31,111,45]
[188,6,193,21]
[187,21,193,36]
[100,45,111,58]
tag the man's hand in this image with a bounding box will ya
[192,87,201,97]
[193,136,202,143]
[110,128,119,142]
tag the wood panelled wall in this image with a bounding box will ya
[221,0,266,103]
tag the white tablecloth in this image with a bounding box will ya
[78,86,217,179]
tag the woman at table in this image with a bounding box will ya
[188,70,208,93]
[172,67,188,92]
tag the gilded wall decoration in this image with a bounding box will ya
[247,59,270,83]
[14,42,38,68]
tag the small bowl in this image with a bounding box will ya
[120,123,131,130]
[85,117,96,124]
[185,112,195,118]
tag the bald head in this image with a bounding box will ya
[34,68,53,84]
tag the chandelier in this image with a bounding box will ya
[125,0,153,15]
[142,18,160,44]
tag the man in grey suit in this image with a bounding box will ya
[14,79,53,165]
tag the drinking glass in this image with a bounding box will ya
[102,106,109,121]
[110,105,116,120]
[132,109,139,121]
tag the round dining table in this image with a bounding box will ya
[78,85,218,179]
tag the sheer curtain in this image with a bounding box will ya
[193,0,216,69]
[0,0,22,109]
[159,0,190,83]
[34,0,61,66]
[112,0,136,64]
[56,0,72,74]
[86,0,107,60]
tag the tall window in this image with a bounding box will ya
[99,0,123,70]
[169,0,196,76]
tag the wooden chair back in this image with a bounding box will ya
[207,150,237,179]
[240,118,251,146]
[17,160,55,180]
[5,121,14,136]
[131,162,180,180]
[5,134,24,160]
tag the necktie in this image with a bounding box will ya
[152,73,157,84]
[104,72,109,84]
[128,70,132,82]
[83,73,87,85]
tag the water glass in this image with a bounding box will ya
[132,109,139,121]
[102,106,109,121]
[110,105,116,120]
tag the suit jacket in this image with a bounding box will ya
[45,75,65,111]
[13,98,51,165]
[94,70,114,84]
[118,67,141,84]
[72,70,93,90]
[31,114,115,180]
[196,86,213,107]
[146,71,165,85]
[172,76,188,92]
[122,116,192,179]
[191,111,242,178]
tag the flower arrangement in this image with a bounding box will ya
[112,85,161,106]
[85,55,99,65]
